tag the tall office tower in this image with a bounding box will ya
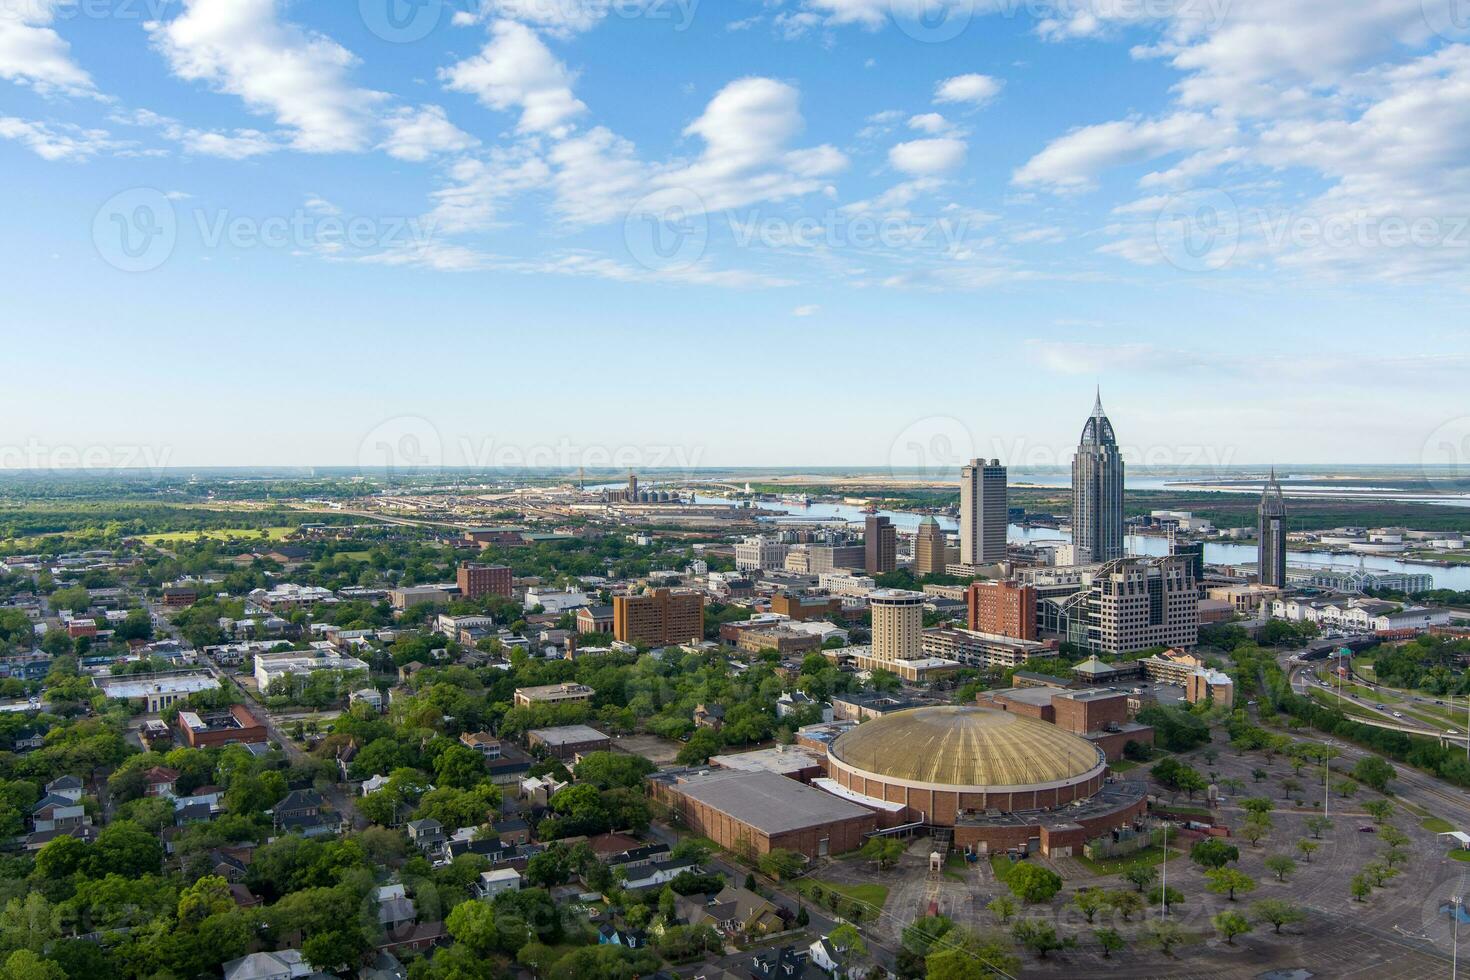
[1071,389,1125,564]
[613,588,705,646]
[864,515,896,574]
[913,517,948,577]
[868,589,925,662]
[959,458,1008,565]
[1258,468,1288,588]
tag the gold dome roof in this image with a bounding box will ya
[829,706,1103,789]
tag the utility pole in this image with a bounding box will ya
[1160,821,1168,917]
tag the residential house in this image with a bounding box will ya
[693,703,725,730]
[675,886,782,938]
[406,818,445,855]
[143,766,181,799]
[30,793,88,834]
[474,868,521,900]
[271,788,339,837]
[221,950,310,980]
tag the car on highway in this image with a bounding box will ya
[1392,711,1404,719]
[1449,730,1461,736]
[1375,704,1386,710]
[1358,826,1376,833]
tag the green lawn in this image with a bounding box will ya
[140,526,297,544]
[794,878,889,911]
[989,854,1015,882]
[1449,848,1470,863]
[1423,817,1455,834]
[1074,846,1184,875]
[1108,758,1139,773]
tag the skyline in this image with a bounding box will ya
[3,1,1470,466]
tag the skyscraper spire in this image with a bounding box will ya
[1072,391,1125,563]
[1258,467,1287,587]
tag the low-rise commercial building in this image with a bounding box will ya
[513,682,595,708]
[526,724,611,760]
[648,768,876,859]
[177,704,269,748]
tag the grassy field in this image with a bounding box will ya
[1423,817,1455,833]
[1449,848,1470,863]
[1075,845,1184,875]
[139,526,297,544]
[794,878,890,911]
[989,854,1016,882]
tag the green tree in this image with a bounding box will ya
[1011,919,1069,959]
[1144,920,1188,957]
[432,744,487,789]
[1353,755,1395,793]
[1212,910,1252,945]
[1241,813,1272,848]
[1265,855,1296,881]
[757,848,804,881]
[1333,777,1359,799]
[1005,863,1062,903]
[1148,884,1184,911]
[1351,873,1372,902]
[1095,927,1125,958]
[1296,838,1319,862]
[1363,799,1395,824]
[1071,887,1108,923]
[1305,815,1333,839]
[1,949,67,980]
[1122,864,1157,892]
[985,896,1016,924]
[1205,867,1256,902]
[1190,838,1239,870]
[859,836,905,870]
[1250,898,1306,934]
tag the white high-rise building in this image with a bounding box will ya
[960,459,1007,566]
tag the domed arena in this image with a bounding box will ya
[823,706,1146,856]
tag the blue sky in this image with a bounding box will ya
[2,0,1469,471]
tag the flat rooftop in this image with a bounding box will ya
[95,673,220,698]
[709,745,825,775]
[662,769,873,835]
[527,724,609,745]
[954,779,1147,829]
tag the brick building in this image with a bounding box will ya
[967,580,1037,640]
[177,704,269,749]
[612,589,704,647]
[457,562,512,599]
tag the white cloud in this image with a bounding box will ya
[462,0,611,36]
[907,112,954,135]
[934,73,1002,106]
[0,0,96,95]
[147,0,384,153]
[658,77,847,212]
[792,303,821,316]
[380,105,478,162]
[441,19,586,137]
[115,107,279,159]
[428,147,553,234]
[0,116,118,161]
[1013,112,1229,192]
[889,137,967,175]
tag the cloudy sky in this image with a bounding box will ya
[3,0,1469,470]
